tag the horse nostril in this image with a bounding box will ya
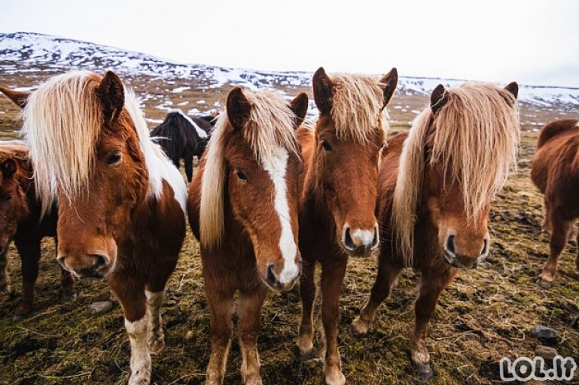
[344,227,354,250]
[92,254,109,271]
[266,264,277,286]
[446,235,456,256]
[371,225,379,249]
[480,239,489,256]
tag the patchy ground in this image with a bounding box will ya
[0,72,578,385]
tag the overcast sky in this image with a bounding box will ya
[1,0,579,87]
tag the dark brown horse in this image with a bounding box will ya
[351,82,520,379]
[151,109,215,182]
[22,70,187,385]
[0,142,75,320]
[188,87,308,385]
[297,67,398,384]
[531,118,579,288]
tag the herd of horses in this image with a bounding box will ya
[0,68,576,385]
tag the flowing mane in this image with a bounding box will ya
[329,74,389,143]
[392,83,520,265]
[200,90,300,248]
[22,71,186,216]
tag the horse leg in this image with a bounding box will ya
[352,256,402,335]
[13,238,41,321]
[238,287,267,385]
[110,278,151,385]
[206,290,234,385]
[411,269,456,379]
[145,290,165,354]
[184,155,193,183]
[0,249,10,302]
[320,259,348,385]
[56,238,76,300]
[538,215,572,289]
[297,258,316,357]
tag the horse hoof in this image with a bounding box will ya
[13,304,33,322]
[295,344,316,361]
[148,336,165,355]
[537,278,552,289]
[351,316,370,336]
[325,366,346,385]
[63,292,77,301]
[415,362,434,380]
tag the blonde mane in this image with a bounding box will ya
[22,70,186,217]
[392,83,520,265]
[329,74,389,143]
[200,90,299,249]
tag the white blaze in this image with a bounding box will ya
[261,147,299,284]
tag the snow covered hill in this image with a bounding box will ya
[2,32,578,109]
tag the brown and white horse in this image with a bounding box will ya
[531,118,579,288]
[296,67,398,385]
[188,87,308,385]
[352,82,520,378]
[0,142,75,320]
[22,71,187,385]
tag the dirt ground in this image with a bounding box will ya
[0,72,578,385]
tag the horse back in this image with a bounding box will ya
[531,119,579,195]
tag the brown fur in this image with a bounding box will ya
[352,82,520,379]
[296,67,398,385]
[0,143,74,321]
[22,70,186,385]
[187,87,308,384]
[531,118,579,287]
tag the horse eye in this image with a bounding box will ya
[106,151,122,165]
[3,194,13,202]
[321,139,332,152]
[235,170,247,182]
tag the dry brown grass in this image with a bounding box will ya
[0,71,578,385]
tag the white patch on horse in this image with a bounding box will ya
[125,315,151,384]
[262,147,299,284]
[124,92,187,215]
[175,109,208,138]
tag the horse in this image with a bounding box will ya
[21,70,187,385]
[151,109,215,182]
[0,142,76,320]
[296,67,398,385]
[531,118,579,288]
[187,86,308,385]
[351,82,520,379]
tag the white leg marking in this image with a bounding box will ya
[125,315,151,385]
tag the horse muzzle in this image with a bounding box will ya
[56,253,113,278]
[341,224,379,257]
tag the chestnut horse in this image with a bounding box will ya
[22,71,187,385]
[351,82,520,379]
[188,86,308,385]
[531,118,579,288]
[0,142,75,320]
[297,67,398,385]
[151,109,215,182]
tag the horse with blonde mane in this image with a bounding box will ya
[351,82,520,379]
[21,71,187,385]
[296,67,398,385]
[187,86,308,385]
[531,118,579,288]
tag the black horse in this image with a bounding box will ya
[151,110,215,182]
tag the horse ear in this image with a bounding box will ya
[430,84,448,115]
[289,92,309,128]
[312,67,334,115]
[0,86,30,109]
[0,158,17,180]
[97,71,125,122]
[380,67,398,108]
[504,82,519,100]
[226,87,252,131]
